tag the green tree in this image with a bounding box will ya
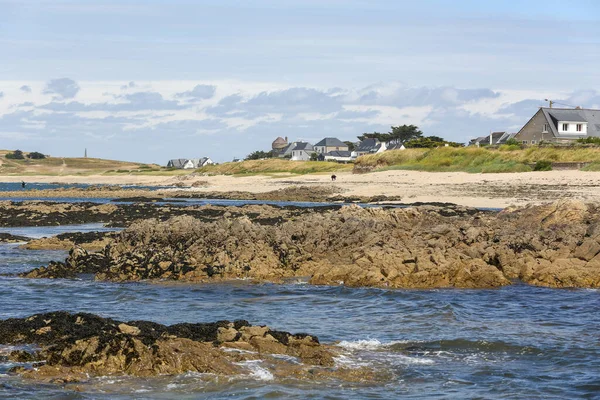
[404,136,464,148]
[245,150,275,160]
[5,150,24,159]
[27,151,46,159]
[343,141,356,151]
[358,125,423,144]
[309,152,318,161]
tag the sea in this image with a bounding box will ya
[0,200,599,399]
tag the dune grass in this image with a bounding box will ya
[196,159,353,176]
[355,146,600,173]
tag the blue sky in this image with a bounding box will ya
[1,0,599,163]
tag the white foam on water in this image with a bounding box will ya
[235,360,274,381]
[336,338,410,351]
[387,354,436,365]
[221,347,258,355]
[337,339,384,350]
[333,354,371,368]
[269,353,300,363]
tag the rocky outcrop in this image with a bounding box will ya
[0,232,32,243]
[22,231,117,251]
[1,312,342,383]
[22,200,600,288]
[0,201,332,227]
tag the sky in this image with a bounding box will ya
[1,0,599,163]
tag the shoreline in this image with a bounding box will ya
[0,169,599,208]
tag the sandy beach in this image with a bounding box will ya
[2,170,599,208]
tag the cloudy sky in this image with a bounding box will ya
[1,0,599,163]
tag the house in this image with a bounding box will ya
[277,142,296,158]
[167,157,214,169]
[354,138,386,156]
[496,132,517,144]
[320,150,353,163]
[272,136,289,153]
[514,107,600,144]
[314,137,349,154]
[198,157,214,167]
[290,142,315,161]
[469,131,508,146]
[167,159,195,169]
[386,142,406,151]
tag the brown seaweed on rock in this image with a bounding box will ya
[22,200,600,288]
[1,312,347,383]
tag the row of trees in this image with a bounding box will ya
[359,125,463,148]
[245,125,462,159]
[5,150,46,159]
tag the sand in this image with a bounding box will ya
[5,170,600,208]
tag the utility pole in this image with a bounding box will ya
[84,148,87,158]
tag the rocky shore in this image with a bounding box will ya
[0,185,399,203]
[21,199,600,288]
[0,312,366,383]
[0,201,337,227]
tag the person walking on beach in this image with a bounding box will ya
[331,174,337,181]
[21,181,26,189]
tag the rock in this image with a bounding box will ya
[19,200,600,289]
[0,312,339,382]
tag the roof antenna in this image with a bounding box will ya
[544,99,578,109]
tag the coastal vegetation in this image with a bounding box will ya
[0,150,181,176]
[354,146,600,173]
[196,158,352,175]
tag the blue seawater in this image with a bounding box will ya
[0,225,598,399]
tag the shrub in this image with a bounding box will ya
[505,138,519,146]
[27,151,46,159]
[577,137,600,145]
[5,150,24,159]
[533,160,552,171]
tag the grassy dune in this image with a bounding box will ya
[0,151,182,176]
[355,146,600,173]
[196,158,353,176]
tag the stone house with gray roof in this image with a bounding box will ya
[314,137,349,154]
[514,107,600,144]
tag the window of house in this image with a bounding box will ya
[577,124,583,132]
[562,123,569,131]
[542,123,549,133]
[522,140,528,144]
[531,140,536,144]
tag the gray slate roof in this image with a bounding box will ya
[356,138,381,152]
[315,137,347,147]
[293,142,314,151]
[167,159,188,168]
[541,107,600,139]
[326,150,352,157]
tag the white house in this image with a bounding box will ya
[167,157,214,169]
[290,142,315,161]
[323,150,353,162]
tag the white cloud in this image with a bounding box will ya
[2,79,598,162]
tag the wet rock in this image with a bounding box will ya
[0,312,336,382]
[22,231,117,251]
[21,200,600,289]
[0,233,32,243]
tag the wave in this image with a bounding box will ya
[234,360,274,381]
[336,338,410,351]
[388,338,541,355]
